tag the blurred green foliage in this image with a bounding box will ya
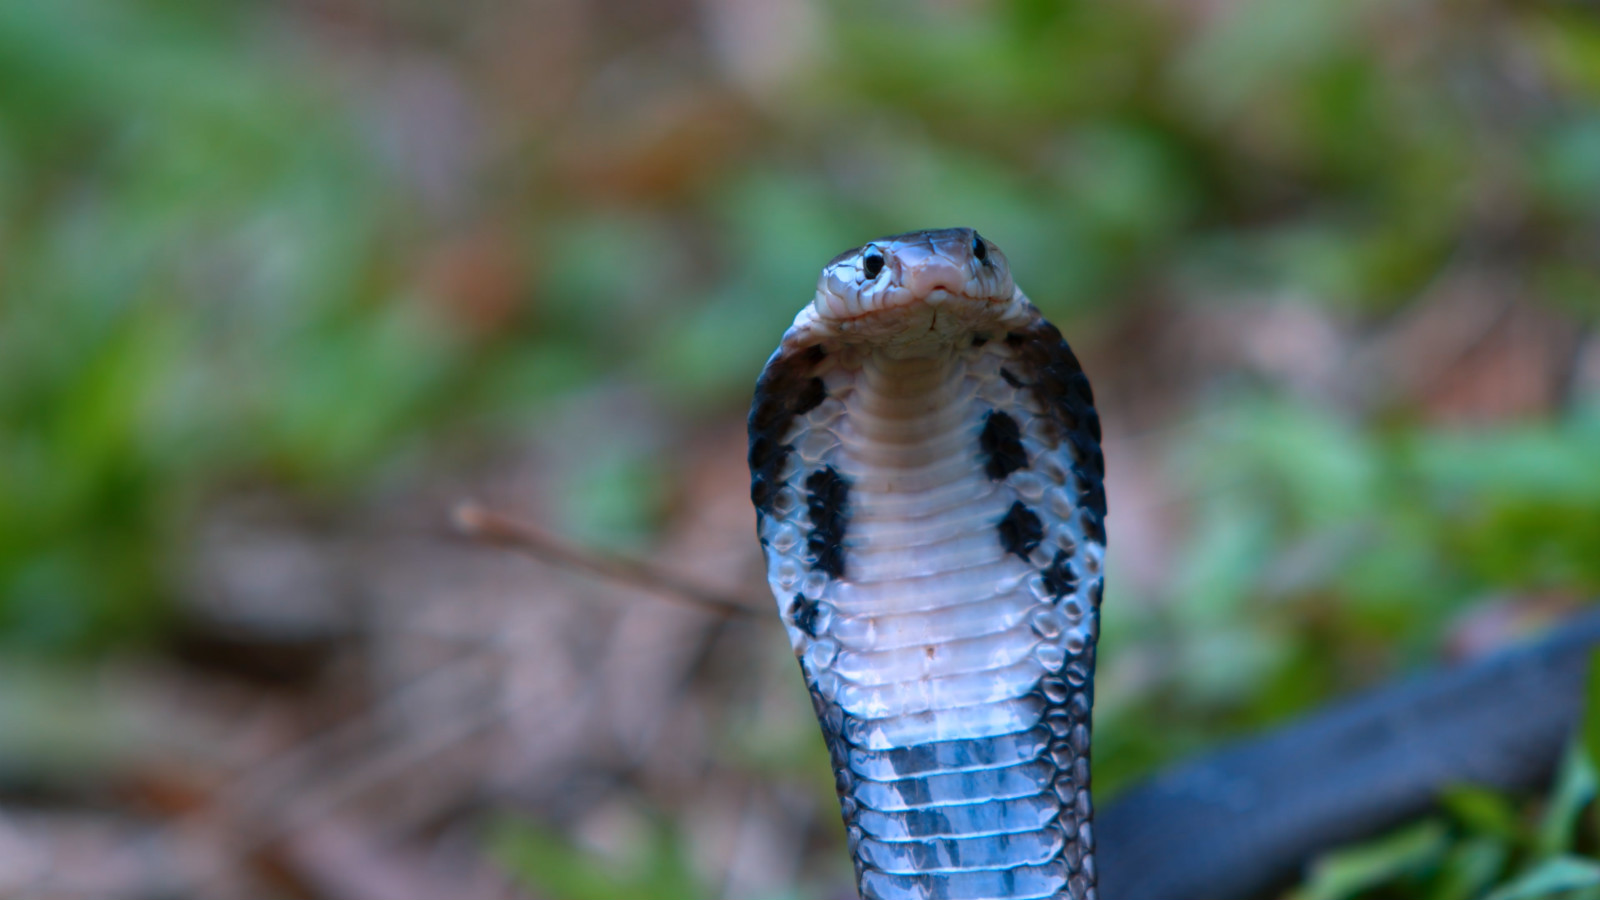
[1095,406,1600,792]
[1282,742,1600,900]
[3,0,1596,649]
[1,0,1599,895]
[0,0,473,647]
[490,814,709,900]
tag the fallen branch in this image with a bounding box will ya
[451,501,765,619]
[1098,608,1600,900]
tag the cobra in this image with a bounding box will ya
[748,228,1107,900]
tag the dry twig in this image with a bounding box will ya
[451,502,765,619]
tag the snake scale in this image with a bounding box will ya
[748,228,1106,900]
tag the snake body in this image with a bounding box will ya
[748,229,1106,900]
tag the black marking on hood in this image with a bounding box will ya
[1042,550,1079,599]
[1083,514,1106,547]
[748,344,827,517]
[979,410,1029,481]
[1079,480,1107,520]
[997,501,1044,560]
[789,594,822,638]
[1007,320,1108,548]
[805,466,850,578]
[794,377,827,417]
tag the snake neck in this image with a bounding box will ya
[845,349,972,474]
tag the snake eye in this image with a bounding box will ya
[861,250,885,280]
[972,233,988,263]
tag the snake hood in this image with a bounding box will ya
[749,228,1107,900]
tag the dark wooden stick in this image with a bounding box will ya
[451,502,766,619]
[1097,609,1600,900]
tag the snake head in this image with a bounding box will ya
[794,227,1029,351]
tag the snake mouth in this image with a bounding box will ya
[810,285,1022,350]
[827,287,992,322]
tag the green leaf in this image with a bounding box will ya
[1538,742,1598,858]
[1441,784,1524,842]
[1291,819,1449,900]
[1481,856,1600,900]
[1584,651,1600,777]
[1429,836,1508,900]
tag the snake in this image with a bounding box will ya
[747,228,1106,900]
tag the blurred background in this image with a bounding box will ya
[2,0,1598,897]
